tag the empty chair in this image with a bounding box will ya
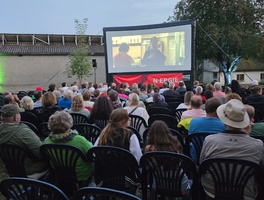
[0,177,69,200]
[148,114,178,130]
[39,122,52,140]
[87,146,141,194]
[140,151,199,200]
[184,132,215,165]
[72,123,101,144]
[199,158,263,200]
[74,187,141,200]
[70,113,90,124]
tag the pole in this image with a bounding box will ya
[94,67,97,83]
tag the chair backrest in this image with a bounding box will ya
[40,122,52,140]
[184,132,214,165]
[40,144,89,195]
[143,128,184,150]
[0,144,40,177]
[74,187,141,200]
[148,114,178,130]
[147,107,173,117]
[92,118,110,130]
[87,146,141,193]
[21,121,40,137]
[168,102,182,113]
[129,114,148,134]
[20,111,40,130]
[72,123,101,144]
[128,126,143,145]
[140,151,198,200]
[199,158,263,200]
[17,91,28,100]
[33,106,43,114]
[69,113,90,124]
[0,177,69,200]
[174,108,187,123]
[165,97,183,104]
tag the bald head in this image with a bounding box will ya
[191,96,203,109]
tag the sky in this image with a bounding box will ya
[1,0,179,36]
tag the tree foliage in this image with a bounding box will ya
[168,0,264,64]
[65,18,92,85]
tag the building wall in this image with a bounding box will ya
[0,55,106,93]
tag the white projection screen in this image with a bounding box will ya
[103,20,195,75]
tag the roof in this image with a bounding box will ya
[0,33,105,55]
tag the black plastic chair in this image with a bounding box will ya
[168,102,182,113]
[87,146,141,194]
[199,158,264,200]
[17,91,28,100]
[142,127,184,149]
[21,121,40,137]
[20,111,40,131]
[165,97,183,104]
[148,114,178,130]
[129,114,149,137]
[70,113,90,124]
[39,122,52,140]
[0,144,40,177]
[147,107,173,117]
[40,144,92,196]
[0,177,69,200]
[140,151,199,200]
[33,106,43,114]
[72,123,101,144]
[184,132,214,165]
[74,187,141,200]
[128,126,143,146]
[92,118,110,130]
[174,108,187,123]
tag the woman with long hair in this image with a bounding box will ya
[68,94,90,118]
[90,96,113,120]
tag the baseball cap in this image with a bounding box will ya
[0,104,23,117]
[36,86,43,91]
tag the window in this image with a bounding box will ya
[261,73,264,80]
[237,74,244,82]
[213,72,218,79]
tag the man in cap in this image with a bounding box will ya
[0,104,48,179]
[200,99,264,200]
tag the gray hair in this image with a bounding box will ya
[214,82,222,91]
[20,96,34,110]
[63,89,73,99]
[48,111,73,133]
[129,93,139,106]
[195,86,203,95]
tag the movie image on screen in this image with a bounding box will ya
[104,21,193,74]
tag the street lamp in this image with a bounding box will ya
[92,59,97,83]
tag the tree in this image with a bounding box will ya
[65,18,93,85]
[168,0,264,64]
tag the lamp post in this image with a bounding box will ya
[92,59,97,83]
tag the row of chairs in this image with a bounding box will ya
[1,145,263,200]
[0,178,140,200]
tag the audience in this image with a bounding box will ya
[177,91,194,109]
[147,93,169,110]
[90,96,113,122]
[40,92,62,121]
[139,84,148,102]
[181,96,206,120]
[82,90,94,108]
[34,91,43,108]
[58,89,73,109]
[244,85,264,104]
[213,82,225,98]
[194,86,206,103]
[108,89,122,109]
[163,82,180,100]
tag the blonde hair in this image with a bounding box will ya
[20,96,34,110]
[71,94,84,112]
[42,92,57,107]
[128,93,139,106]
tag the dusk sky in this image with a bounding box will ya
[1,0,179,35]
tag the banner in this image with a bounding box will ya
[113,73,183,87]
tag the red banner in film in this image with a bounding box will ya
[113,73,183,87]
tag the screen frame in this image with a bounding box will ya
[103,20,196,88]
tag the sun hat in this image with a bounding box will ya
[216,99,250,128]
[0,104,23,117]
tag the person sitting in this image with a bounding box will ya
[144,120,190,196]
[34,91,43,108]
[0,104,49,179]
[200,99,264,200]
[147,93,169,110]
[146,86,165,103]
[139,84,149,103]
[194,86,206,103]
[58,89,73,109]
[94,108,142,193]
[175,81,187,94]
[44,111,94,185]
[125,89,146,108]
[82,90,94,109]
[163,82,180,100]
[245,105,264,136]
[213,82,225,98]
[177,91,194,109]
[108,89,122,109]
[181,96,206,120]
[68,94,90,118]
[90,96,113,123]
[244,86,264,104]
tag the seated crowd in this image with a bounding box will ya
[0,78,264,199]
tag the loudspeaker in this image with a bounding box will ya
[92,59,97,68]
